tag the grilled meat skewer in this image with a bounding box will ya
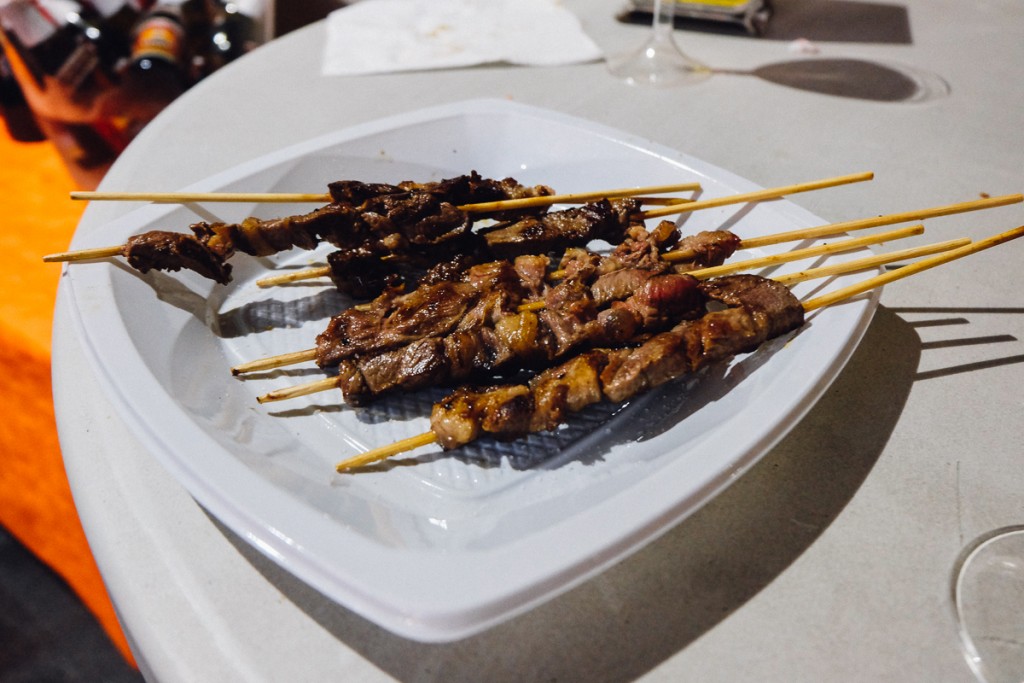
[118,172,555,285]
[429,274,803,449]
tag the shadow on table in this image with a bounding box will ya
[215,305,923,680]
[716,58,950,102]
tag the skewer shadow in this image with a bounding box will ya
[212,305,922,681]
[907,317,970,328]
[888,305,1024,380]
[113,258,349,338]
[265,403,346,419]
[233,366,327,381]
[214,289,348,338]
[109,262,211,322]
[920,334,1017,351]
[891,306,1024,315]
[915,354,1024,381]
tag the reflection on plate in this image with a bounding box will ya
[65,99,877,641]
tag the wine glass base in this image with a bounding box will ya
[952,526,1024,683]
[607,41,711,87]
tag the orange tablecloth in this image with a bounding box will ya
[0,128,133,663]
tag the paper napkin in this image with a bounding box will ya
[322,0,603,76]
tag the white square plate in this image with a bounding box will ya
[65,99,877,641]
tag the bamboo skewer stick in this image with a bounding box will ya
[254,209,881,289]
[336,224,1024,472]
[739,193,1022,249]
[42,245,124,263]
[258,376,338,404]
[256,266,333,288]
[515,225,926,313]
[68,181,702,209]
[630,196,694,206]
[802,225,1024,311]
[458,182,701,213]
[339,433,442,470]
[231,348,318,375]
[254,174,869,286]
[53,172,875,266]
[238,224,924,375]
[772,237,971,286]
[70,191,334,203]
[639,171,874,220]
[339,433,441,472]
[684,224,925,279]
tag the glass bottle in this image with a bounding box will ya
[0,47,45,140]
[78,0,147,72]
[0,0,121,186]
[203,0,260,73]
[97,0,187,142]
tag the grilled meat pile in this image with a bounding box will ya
[312,222,740,372]
[334,270,706,405]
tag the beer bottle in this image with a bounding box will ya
[0,0,97,88]
[0,47,45,140]
[204,0,261,73]
[126,1,187,92]
[0,0,122,185]
[77,0,147,72]
[94,0,186,145]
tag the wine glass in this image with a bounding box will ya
[952,525,1024,683]
[607,0,711,87]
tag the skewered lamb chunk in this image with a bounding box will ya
[429,274,804,449]
[479,197,641,258]
[123,231,234,284]
[315,257,548,368]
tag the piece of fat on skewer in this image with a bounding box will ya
[69,181,704,208]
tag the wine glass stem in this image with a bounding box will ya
[653,0,674,41]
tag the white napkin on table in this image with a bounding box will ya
[322,0,603,76]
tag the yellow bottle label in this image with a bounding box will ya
[132,16,184,62]
[669,0,755,7]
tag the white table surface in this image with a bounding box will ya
[52,2,1024,681]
